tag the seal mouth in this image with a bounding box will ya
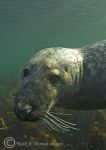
[14,100,80,134]
[14,101,80,134]
[14,103,40,122]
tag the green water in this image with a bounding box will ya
[0,0,106,82]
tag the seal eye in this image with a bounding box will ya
[21,68,30,79]
[49,74,61,85]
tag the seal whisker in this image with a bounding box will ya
[39,116,70,133]
[42,117,61,132]
[39,117,58,132]
[46,113,80,131]
[50,112,72,116]
[38,115,71,133]
[39,117,52,131]
[45,115,69,129]
[47,112,76,126]
[39,118,45,129]
[46,116,70,128]
[45,115,70,132]
[40,118,52,131]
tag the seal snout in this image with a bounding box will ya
[15,103,32,121]
[15,102,39,121]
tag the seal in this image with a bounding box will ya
[14,40,106,133]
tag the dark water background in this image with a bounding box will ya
[0,0,106,82]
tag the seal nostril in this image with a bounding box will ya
[27,106,32,113]
[15,104,32,121]
[22,105,32,114]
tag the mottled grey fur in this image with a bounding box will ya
[14,40,106,121]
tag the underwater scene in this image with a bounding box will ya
[0,0,106,149]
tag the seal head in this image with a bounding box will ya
[14,48,83,121]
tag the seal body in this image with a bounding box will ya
[74,40,106,109]
[14,40,106,121]
[58,40,106,109]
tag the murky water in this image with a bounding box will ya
[0,1,106,149]
[0,0,106,81]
